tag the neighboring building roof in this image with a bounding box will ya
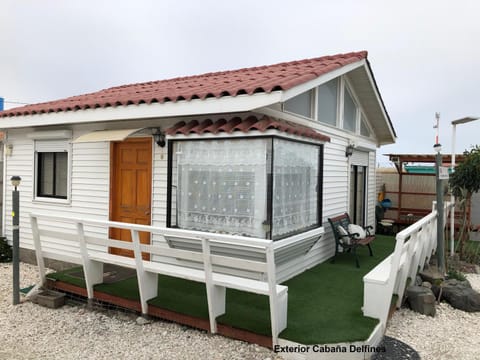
[385,153,467,174]
[385,154,466,164]
[0,52,367,118]
[166,115,331,142]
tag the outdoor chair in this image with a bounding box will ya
[328,213,374,268]
[375,205,394,235]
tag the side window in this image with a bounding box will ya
[35,139,70,200]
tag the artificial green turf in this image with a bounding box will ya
[47,235,396,344]
[47,266,86,288]
[217,235,395,344]
[148,275,209,318]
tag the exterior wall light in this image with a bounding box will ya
[5,144,13,157]
[345,144,355,157]
[152,128,166,147]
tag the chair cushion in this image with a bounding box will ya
[348,224,366,239]
[337,225,350,244]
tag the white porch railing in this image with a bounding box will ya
[29,212,288,345]
[362,201,453,328]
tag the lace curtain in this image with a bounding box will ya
[272,139,319,238]
[175,138,268,238]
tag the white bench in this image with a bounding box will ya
[30,213,288,345]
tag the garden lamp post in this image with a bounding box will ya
[450,116,479,256]
[11,175,21,305]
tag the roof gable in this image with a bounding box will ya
[0,51,367,118]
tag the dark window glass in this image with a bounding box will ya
[37,152,68,199]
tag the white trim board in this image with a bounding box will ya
[0,92,283,129]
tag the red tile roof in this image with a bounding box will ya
[165,115,331,142]
[0,51,367,118]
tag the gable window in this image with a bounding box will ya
[168,137,323,240]
[34,139,70,200]
[317,79,338,126]
[343,87,357,132]
[360,114,371,137]
[284,90,313,119]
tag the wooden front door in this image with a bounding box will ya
[110,137,152,259]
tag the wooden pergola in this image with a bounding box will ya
[381,153,467,227]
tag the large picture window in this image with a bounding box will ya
[168,137,323,240]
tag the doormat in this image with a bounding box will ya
[68,264,136,284]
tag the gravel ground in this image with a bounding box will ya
[0,263,281,360]
[386,273,480,360]
[3,263,480,360]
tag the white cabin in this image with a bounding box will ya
[0,51,396,282]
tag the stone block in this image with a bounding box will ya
[406,285,436,316]
[31,289,66,309]
[441,279,480,312]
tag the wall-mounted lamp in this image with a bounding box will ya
[152,128,166,147]
[345,144,355,158]
[5,144,13,157]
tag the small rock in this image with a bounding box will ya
[415,275,423,286]
[406,285,436,316]
[419,268,444,285]
[135,316,151,325]
[422,281,432,289]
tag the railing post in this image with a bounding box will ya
[201,237,225,334]
[131,229,157,316]
[266,243,279,345]
[30,215,46,286]
[77,222,103,303]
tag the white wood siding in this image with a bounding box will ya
[4,114,381,282]
[4,128,110,260]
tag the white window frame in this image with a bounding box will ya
[30,132,72,204]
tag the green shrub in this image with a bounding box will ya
[0,237,12,262]
[447,268,467,281]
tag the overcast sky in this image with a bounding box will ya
[1,0,479,164]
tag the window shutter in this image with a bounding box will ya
[35,139,69,153]
[350,150,369,166]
